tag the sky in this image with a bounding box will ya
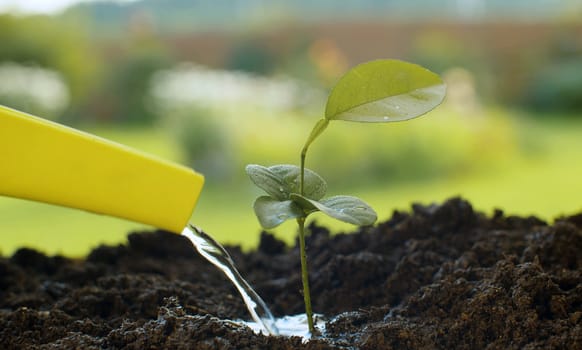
[0,0,135,14]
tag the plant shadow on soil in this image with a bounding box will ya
[1,197,582,349]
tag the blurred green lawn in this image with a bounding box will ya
[1,108,581,257]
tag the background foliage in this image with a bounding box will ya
[0,1,581,256]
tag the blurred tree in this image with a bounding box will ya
[226,39,275,75]
[522,26,582,114]
[524,59,582,114]
[72,9,175,125]
[170,105,235,183]
[409,31,494,103]
[0,14,98,120]
[0,11,178,125]
[90,51,172,124]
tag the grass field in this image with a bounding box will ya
[1,108,581,257]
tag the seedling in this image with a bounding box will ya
[246,59,446,334]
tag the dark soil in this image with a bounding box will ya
[2,197,582,349]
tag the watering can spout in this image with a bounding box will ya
[0,104,204,233]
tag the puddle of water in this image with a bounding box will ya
[242,313,326,340]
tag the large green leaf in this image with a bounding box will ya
[290,194,377,226]
[253,196,304,229]
[325,59,446,123]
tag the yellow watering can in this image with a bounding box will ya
[0,104,204,233]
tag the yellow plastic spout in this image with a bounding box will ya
[0,104,204,233]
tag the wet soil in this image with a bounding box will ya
[1,197,582,349]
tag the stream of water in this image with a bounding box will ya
[181,225,279,335]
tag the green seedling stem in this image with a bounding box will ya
[296,217,314,332]
[300,118,329,197]
[297,117,328,333]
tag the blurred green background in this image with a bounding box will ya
[1,0,581,256]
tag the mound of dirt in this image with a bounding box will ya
[1,197,581,349]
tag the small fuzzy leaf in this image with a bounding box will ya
[288,193,319,214]
[253,196,304,229]
[245,164,289,201]
[325,59,446,123]
[268,165,327,200]
[291,194,377,226]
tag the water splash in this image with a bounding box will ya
[244,313,326,340]
[181,225,279,335]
